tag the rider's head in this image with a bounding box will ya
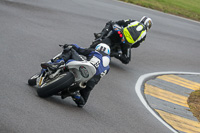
[95,43,110,55]
[140,16,153,31]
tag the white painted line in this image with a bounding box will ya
[135,71,200,133]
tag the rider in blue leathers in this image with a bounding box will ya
[42,43,111,107]
[68,43,110,107]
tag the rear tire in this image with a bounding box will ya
[37,72,75,98]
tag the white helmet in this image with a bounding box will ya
[95,43,110,55]
[140,16,153,31]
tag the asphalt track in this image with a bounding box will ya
[0,0,200,133]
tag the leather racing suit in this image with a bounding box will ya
[61,44,110,104]
[99,19,147,64]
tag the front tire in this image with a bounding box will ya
[37,72,75,98]
[28,73,40,86]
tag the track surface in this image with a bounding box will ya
[0,0,200,133]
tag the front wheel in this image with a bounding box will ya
[37,72,75,98]
[28,73,40,86]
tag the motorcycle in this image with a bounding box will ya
[90,23,125,57]
[28,45,96,99]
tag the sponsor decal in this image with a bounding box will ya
[79,66,89,78]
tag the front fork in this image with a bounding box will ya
[37,69,47,86]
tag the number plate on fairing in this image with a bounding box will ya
[79,66,89,78]
[90,56,100,68]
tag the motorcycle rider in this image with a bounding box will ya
[41,43,111,107]
[93,16,153,64]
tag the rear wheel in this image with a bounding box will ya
[37,72,75,98]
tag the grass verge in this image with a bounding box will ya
[187,90,200,122]
[120,0,200,21]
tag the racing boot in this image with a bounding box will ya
[94,21,113,40]
[94,29,109,40]
[94,33,102,39]
[41,60,65,72]
[61,88,71,99]
[71,91,85,108]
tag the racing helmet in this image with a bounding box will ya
[95,43,110,55]
[140,16,153,31]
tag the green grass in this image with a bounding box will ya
[120,0,200,21]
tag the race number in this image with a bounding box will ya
[100,70,107,78]
[90,56,100,68]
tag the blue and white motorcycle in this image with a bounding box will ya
[28,46,96,98]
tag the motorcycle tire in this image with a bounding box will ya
[28,73,40,86]
[37,72,75,98]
